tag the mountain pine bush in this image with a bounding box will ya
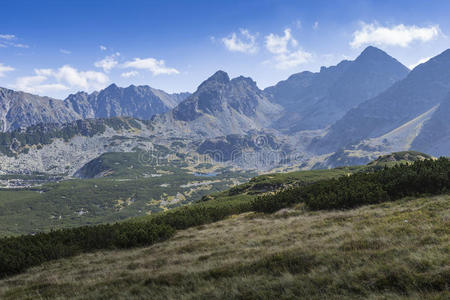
[252,158,450,212]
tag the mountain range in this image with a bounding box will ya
[0,84,190,132]
[311,48,450,162]
[265,46,409,132]
[2,45,450,175]
[153,71,283,137]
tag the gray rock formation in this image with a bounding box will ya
[265,46,409,133]
[65,84,189,120]
[311,48,450,154]
[0,84,190,132]
[0,87,81,132]
[153,71,283,137]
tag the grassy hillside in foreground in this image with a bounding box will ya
[0,194,448,299]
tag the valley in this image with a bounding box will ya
[0,150,256,236]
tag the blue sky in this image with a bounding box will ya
[1,0,449,98]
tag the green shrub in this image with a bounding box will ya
[0,193,252,278]
[252,158,450,212]
[0,222,174,278]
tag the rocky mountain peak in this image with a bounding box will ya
[231,75,258,88]
[101,83,121,96]
[354,46,409,73]
[311,47,450,155]
[196,71,230,91]
[208,70,230,83]
[357,45,387,58]
[105,83,119,90]
[165,70,282,135]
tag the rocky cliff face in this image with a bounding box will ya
[66,84,189,120]
[311,48,450,155]
[0,87,81,132]
[0,85,190,132]
[0,117,156,176]
[265,46,409,133]
[154,71,283,137]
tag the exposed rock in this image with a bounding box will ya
[0,84,190,132]
[154,71,283,137]
[311,48,450,155]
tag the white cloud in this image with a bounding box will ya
[122,57,179,75]
[295,20,302,30]
[94,52,120,72]
[14,65,109,95]
[408,56,433,70]
[0,63,14,77]
[13,43,29,48]
[0,34,15,40]
[222,29,258,54]
[51,66,109,90]
[15,75,68,94]
[265,28,298,55]
[350,22,440,48]
[0,34,29,48]
[264,28,312,69]
[313,21,319,30]
[272,50,312,70]
[60,49,71,54]
[121,71,139,78]
[100,45,107,51]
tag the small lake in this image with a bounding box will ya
[194,172,219,177]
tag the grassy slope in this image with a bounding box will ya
[367,151,435,167]
[0,194,448,299]
[202,166,366,200]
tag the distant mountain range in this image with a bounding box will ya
[265,46,409,132]
[153,71,283,137]
[0,88,80,132]
[311,48,450,160]
[2,45,450,175]
[0,84,190,132]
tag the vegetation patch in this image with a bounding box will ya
[252,158,450,212]
[0,222,174,278]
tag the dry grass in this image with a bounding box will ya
[0,195,449,299]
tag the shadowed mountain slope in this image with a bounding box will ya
[265,46,409,132]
